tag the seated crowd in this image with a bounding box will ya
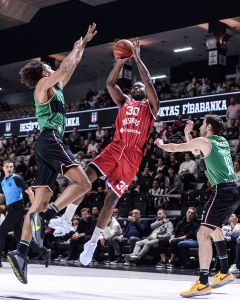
[0,76,240,120]
[0,107,240,271]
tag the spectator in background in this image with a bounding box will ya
[234,162,240,187]
[110,209,148,263]
[87,140,99,155]
[112,208,120,219]
[148,179,164,209]
[67,208,96,261]
[139,167,152,193]
[226,97,240,127]
[178,153,196,191]
[154,115,162,133]
[95,125,105,142]
[15,157,27,177]
[158,207,199,269]
[199,78,210,95]
[156,158,167,175]
[224,119,240,155]
[91,206,100,218]
[159,123,170,143]
[187,78,199,97]
[127,209,173,263]
[99,215,122,263]
[27,149,36,168]
[165,167,182,195]
[222,214,240,273]
[173,115,185,133]
[168,155,180,173]
[76,151,88,169]
[25,132,34,145]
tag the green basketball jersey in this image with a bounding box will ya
[34,84,66,137]
[202,135,236,187]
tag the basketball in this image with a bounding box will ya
[113,39,133,60]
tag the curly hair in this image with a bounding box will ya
[19,61,46,89]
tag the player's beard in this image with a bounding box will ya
[132,91,145,101]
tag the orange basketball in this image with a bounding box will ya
[113,39,133,60]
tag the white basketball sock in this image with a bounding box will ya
[62,204,78,223]
[90,226,104,243]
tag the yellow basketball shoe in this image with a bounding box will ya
[210,272,234,288]
[180,280,212,298]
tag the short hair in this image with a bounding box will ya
[19,61,46,89]
[3,160,13,166]
[81,208,90,214]
[157,208,167,216]
[187,207,197,216]
[204,114,223,135]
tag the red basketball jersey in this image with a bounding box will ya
[113,98,155,153]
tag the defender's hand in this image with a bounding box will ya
[184,120,194,135]
[83,22,97,45]
[154,138,164,148]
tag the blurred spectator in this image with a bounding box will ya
[139,167,152,193]
[165,167,182,194]
[224,119,240,155]
[222,214,240,273]
[156,158,168,175]
[226,97,240,127]
[168,155,180,172]
[15,157,27,177]
[154,115,162,133]
[87,140,99,155]
[199,78,210,95]
[234,162,240,187]
[187,78,199,97]
[91,206,100,218]
[159,123,170,143]
[95,125,105,142]
[178,153,196,191]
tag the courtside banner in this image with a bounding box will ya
[0,92,239,136]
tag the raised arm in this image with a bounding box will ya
[61,23,97,88]
[106,59,129,106]
[154,137,211,157]
[184,120,201,155]
[131,39,160,116]
[36,23,97,103]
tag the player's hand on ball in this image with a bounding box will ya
[154,138,164,148]
[83,22,97,44]
[131,38,140,59]
[184,120,194,135]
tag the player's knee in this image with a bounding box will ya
[211,228,223,241]
[197,225,211,241]
[76,177,91,193]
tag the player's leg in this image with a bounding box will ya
[180,224,213,298]
[80,189,119,265]
[49,166,98,230]
[7,187,52,284]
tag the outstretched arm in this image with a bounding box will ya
[61,23,97,88]
[36,23,97,102]
[154,137,211,157]
[131,39,159,116]
[106,59,129,106]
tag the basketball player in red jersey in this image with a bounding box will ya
[47,39,159,265]
[78,39,160,265]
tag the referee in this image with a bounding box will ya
[0,160,50,267]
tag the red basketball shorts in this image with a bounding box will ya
[89,142,142,197]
